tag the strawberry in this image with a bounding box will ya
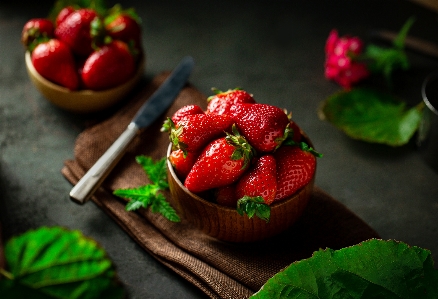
[273,145,316,201]
[236,155,277,205]
[171,104,204,123]
[55,8,98,57]
[206,88,256,115]
[161,104,204,132]
[184,127,255,193]
[21,18,54,48]
[80,40,135,90]
[215,184,238,207]
[230,103,291,153]
[168,113,234,155]
[172,104,205,125]
[169,149,200,180]
[55,6,75,27]
[31,39,79,90]
[105,9,142,52]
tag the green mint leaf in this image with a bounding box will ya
[150,193,181,222]
[114,184,160,204]
[320,88,422,146]
[237,196,271,222]
[251,239,438,299]
[136,155,169,189]
[0,227,124,299]
[365,44,409,81]
[114,156,180,222]
[363,17,413,82]
[125,199,145,211]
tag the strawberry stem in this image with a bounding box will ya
[164,118,189,158]
[225,125,255,169]
[160,117,174,133]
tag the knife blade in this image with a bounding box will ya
[70,56,195,205]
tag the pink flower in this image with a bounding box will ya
[324,29,370,89]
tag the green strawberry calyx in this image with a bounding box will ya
[26,34,51,53]
[225,124,255,170]
[207,87,242,102]
[283,138,323,158]
[161,117,174,133]
[105,4,141,25]
[273,123,294,151]
[237,195,271,222]
[164,118,190,157]
[90,16,109,49]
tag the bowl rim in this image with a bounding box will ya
[25,51,145,95]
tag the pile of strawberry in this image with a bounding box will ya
[21,2,143,91]
[163,88,321,218]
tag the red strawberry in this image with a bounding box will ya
[169,113,234,154]
[81,40,135,90]
[184,127,254,193]
[105,11,142,51]
[206,88,256,115]
[236,155,277,205]
[230,103,291,153]
[55,8,98,57]
[31,39,79,90]
[215,184,238,207]
[21,18,54,48]
[161,104,205,133]
[273,145,316,201]
[171,104,204,123]
[55,6,76,27]
[169,149,200,180]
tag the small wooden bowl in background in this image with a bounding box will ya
[166,137,316,243]
[25,51,145,113]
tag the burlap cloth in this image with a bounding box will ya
[62,72,380,299]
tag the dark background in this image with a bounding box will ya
[1,0,438,298]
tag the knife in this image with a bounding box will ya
[70,56,195,205]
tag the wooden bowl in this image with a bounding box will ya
[166,138,315,243]
[25,51,145,113]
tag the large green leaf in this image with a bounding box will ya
[251,239,438,299]
[0,226,124,299]
[320,88,423,146]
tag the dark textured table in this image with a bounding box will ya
[1,1,438,298]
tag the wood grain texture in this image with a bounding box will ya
[167,139,315,243]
